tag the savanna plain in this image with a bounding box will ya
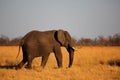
[0,46,120,80]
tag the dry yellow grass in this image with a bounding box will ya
[0,46,120,80]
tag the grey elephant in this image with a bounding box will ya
[16,29,74,69]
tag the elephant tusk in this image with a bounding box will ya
[73,46,82,54]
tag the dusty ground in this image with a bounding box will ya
[0,46,120,80]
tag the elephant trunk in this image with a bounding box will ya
[67,45,74,67]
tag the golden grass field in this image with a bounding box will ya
[0,46,120,80]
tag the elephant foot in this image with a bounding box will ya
[25,65,32,69]
[15,65,22,70]
[58,65,62,68]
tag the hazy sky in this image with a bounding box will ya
[0,0,120,39]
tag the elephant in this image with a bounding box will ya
[16,29,74,69]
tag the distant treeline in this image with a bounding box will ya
[75,33,120,46]
[0,33,120,46]
[0,35,21,46]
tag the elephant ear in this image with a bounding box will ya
[64,31,74,47]
[57,30,66,46]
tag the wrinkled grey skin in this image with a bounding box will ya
[16,30,74,69]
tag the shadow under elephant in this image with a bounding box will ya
[0,64,17,69]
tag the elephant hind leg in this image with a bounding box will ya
[41,54,50,68]
[25,55,34,69]
[16,58,27,69]
[16,49,28,69]
[25,59,33,69]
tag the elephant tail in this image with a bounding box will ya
[16,40,24,58]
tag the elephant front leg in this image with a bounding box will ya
[67,46,74,68]
[54,47,62,68]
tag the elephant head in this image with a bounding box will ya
[56,30,75,67]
